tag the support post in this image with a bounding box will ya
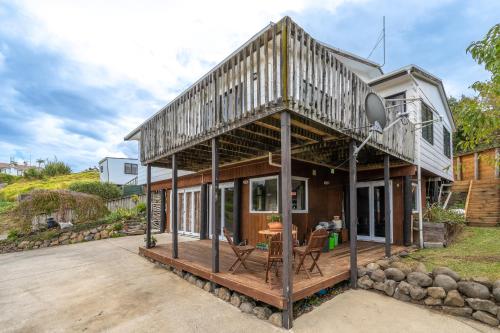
[384,155,391,257]
[172,154,178,259]
[474,152,479,180]
[403,176,412,246]
[233,178,242,244]
[456,156,462,181]
[200,183,208,240]
[280,111,293,329]
[146,164,152,248]
[211,138,220,273]
[496,148,500,179]
[160,189,166,233]
[349,140,358,288]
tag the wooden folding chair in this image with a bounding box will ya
[293,229,329,278]
[223,228,255,274]
[265,232,283,287]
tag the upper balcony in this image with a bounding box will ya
[127,17,415,171]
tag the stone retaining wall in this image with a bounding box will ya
[357,258,500,328]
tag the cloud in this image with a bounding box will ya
[0,0,498,170]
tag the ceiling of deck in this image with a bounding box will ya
[151,112,409,172]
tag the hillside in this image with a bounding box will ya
[0,171,99,202]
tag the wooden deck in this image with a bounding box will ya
[140,240,406,309]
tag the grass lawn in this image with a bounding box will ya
[0,171,99,201]
[405,227,500,280]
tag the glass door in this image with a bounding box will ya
[171,187,201,237]
[209,182,234,240]
[356,180,392,242]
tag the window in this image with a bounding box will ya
[443,126,451,158]
[385,92,406,114]
[124,163,138,175]
[249,176,308,213]
[292,177,308,212]
[100,165,104,173]
[421,103,434,144]
[411,182,419,213]
[250,176,278,213]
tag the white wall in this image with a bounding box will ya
[371,74,453,181]
[99,158,139,185]
[137,165,192,185]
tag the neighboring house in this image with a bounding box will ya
[98,157,140,185]
[124,17,457,327]
[0,162,34,176]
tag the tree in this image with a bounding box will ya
[450,24,499,152]
[35,159,45,168]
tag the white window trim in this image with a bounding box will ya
[411,182,419,214]
[249,175,309,214]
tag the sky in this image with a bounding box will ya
[0,0,498,171]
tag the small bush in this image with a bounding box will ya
[111,222,123,231]
[0,173,20,184]
[7,229,20,241]
[136,202,146,213]
[424,204,466,224]
[23,167,43,180]
[68,181,122,200]
[43,161,71,177]
[0,200,15,214]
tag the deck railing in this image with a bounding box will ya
[139,17,414,164]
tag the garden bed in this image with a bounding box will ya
[423,221,464,247]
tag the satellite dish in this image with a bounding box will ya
[365,92,386,129]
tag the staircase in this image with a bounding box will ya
[453,179,500,227]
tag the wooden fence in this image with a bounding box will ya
[106,195,146,212]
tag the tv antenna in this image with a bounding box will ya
[367,16,386,67]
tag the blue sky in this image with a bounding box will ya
[0,0,498,171]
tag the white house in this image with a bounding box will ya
[0,162,33,176]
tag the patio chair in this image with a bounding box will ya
[292,224,299,247]
[293,229,329,278]
[265,232,283,286]
[223,228,255,274]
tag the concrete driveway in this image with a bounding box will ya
[0,234,495,333]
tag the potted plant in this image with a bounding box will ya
[266,214,283,230]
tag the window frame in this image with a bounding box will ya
[124,163,138,175]
[248,175,309,214]
[421,103,434,145]
[443,126,451,158]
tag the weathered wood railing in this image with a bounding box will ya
[139,17,414,165]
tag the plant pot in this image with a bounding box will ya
[268,222,283,230]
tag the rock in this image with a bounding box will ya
[203,281,212,292]
[84,235,93,241]
[240,302,254,314]
[409,285,427,300]
[58,234,70,242]
[390,262,411,275]
[83,230,90,236]
[70,232,78,239]
[472,311,499,327]
[427,287,446,299]
[442,306,473,318]
[471,277,492,290]
[399,250,409,258]
[100,230,109,239]
[76,234,84,242]
[444,290,464,307]
[18,241,29,249]
[389,255,400,263]
[493,288,500,302]
[218,287,231,302]
[394,287,411,302]
[366,262,380,272]
[253,306,272,320]
[407,272,433,287]
[465,298,498,315]
[384,280,397,296]
[230,293,242,307]
[432,267,460,281]
[50,240,59,246]
[493,280,500,290]
[384,268,405,282]
[268,312,282,327]
[90,228,98,234]
[357,266,368,277]
[357,275,373,289]
[195,279,205,289]
[188,275,198,285]
[373,282,385,292]
[370,269,386,283]
[34,241,42,246]
[457,281,490,299]
[94,233,101,240]
[375,259,390,270]
[397,281,411,295]
[433,274,458,292]
[424,297,442,306]
[61,240,70,245]
[413,262,428,274]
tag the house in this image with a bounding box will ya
[124,17,455,328]
[0,162,33,176]
[98,157,140,185]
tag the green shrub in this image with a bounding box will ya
[111,222,123,231]
[42,161,71,177]
[23,167,43,179]
[68,181,122,200]
[11,190,108,230]
[424,204,466,224]
[0,200,16,214]
[135,202,146,213]
[0,173,19,185]
[7,229,20,241]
